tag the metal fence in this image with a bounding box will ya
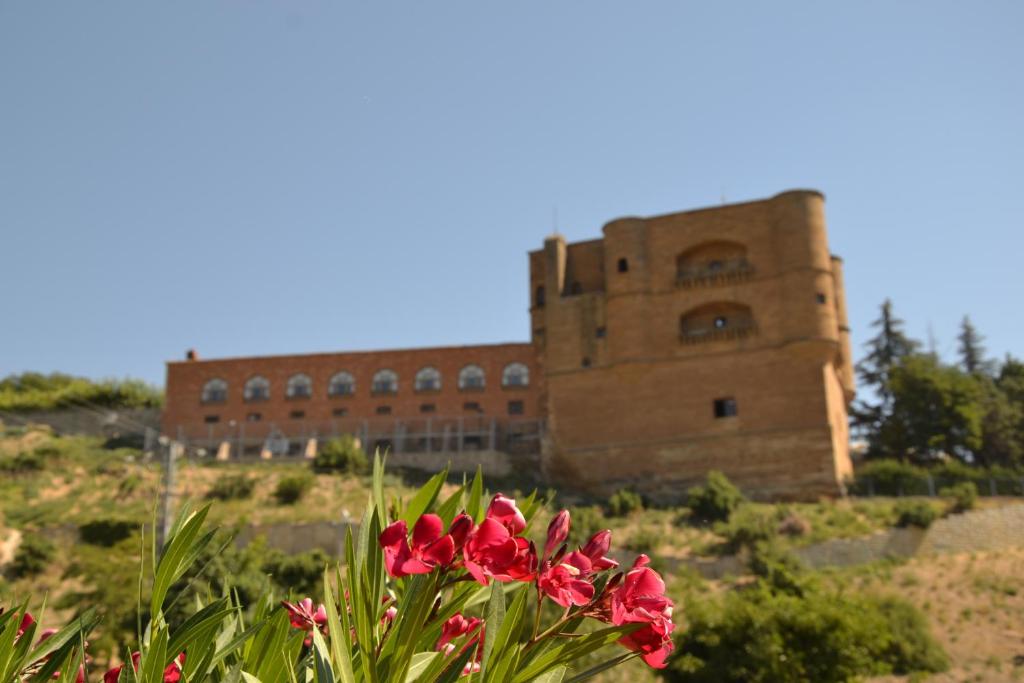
[175,416,546,461]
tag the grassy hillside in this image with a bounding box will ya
[1,426,1021,680]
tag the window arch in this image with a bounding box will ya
[243,375,270,402]
[458,364,485,391]
[502,362,530,388]
[415,366,441,392]
[201,378,227,404]
[372,369,398,395]
[676,240,752,286]
[328,371,355,397]
[286,373,312,399]
[680,302,756,344]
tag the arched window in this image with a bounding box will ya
[535,285,546,308]
[372,369,398,395]
[680,302,756,343]
[328,371,355,397]
[676,241,752,286]
[243,375,270,402]
[458,364,485,391]
[502,362,530,388]
[415,366,441,392]
[617,257,629,273]
[201,378,227,404]
[286,373,312,399]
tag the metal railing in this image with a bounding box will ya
[676,258,754,287]
[175,416,546,461]
[680,321,758,345]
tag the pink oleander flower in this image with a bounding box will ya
[538,550,596,608]
[380,514,456,578]
[282,598,329,647]
[436,613,482,652]
[544,509,571,559]
[609,555,675,669]
[103,652,184,683]
[16,612,35,640]
[580,529,619,571]
[448,512,474,552]
[463,517,537,584]
[486,493,526,535]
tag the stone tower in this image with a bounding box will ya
[529,190,854,500]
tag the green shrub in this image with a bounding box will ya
[940,481,977,514]
[274,472,315,505]
[313,435,368,474]
[852,460,929,496]
[6,534,55,579]
[623,527,662,553]
[894,500,938,528]
[206,473,257,501]
[607,488,644,517]
[666,581,948,682]
[717,505,776,554]
[0,372,162,412]
[78,519,137,546]
[686,470,745,523]
[0,450,46,473]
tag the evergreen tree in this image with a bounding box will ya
[881,354,984,463]
[957,316,992,375]
[852,299,920,449]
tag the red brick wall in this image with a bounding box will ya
[163,343,542,440]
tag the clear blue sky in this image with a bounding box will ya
[1,1,1021,387]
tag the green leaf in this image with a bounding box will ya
[166,597,232,664]
[466,466,485,523]
[479,581,506,682]
[533,667,567,683]
[323,567,356,683]
[150,505,213,619]
[404,652,441,682]
[311,629,336,683]
[511,624,642,683]
[401,467,449,526]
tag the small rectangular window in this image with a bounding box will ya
[617,257,629,273]
[246,412,262,422]
[376,405,392,415]
[420,403,436,414]
[507,400,524,416]
[289,410,305,419]
[204,415,220,424]
[713,398,738,418]
[816,292,827,304]
[332,407,348,417]
[463,401,482,413]
[595,326,606,339]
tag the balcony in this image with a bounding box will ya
[680,320,758,345]
[676,258,754,288]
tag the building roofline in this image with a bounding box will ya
[528,189,825,253]
[167,340,534,367]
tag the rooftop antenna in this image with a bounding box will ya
[927,321,938,358]
[551,205,561,238]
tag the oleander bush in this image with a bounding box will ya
[1,457,674,681]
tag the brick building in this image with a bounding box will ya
[164,189,854,499]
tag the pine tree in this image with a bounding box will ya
[852,299,921,456]
[957,315,992,375]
